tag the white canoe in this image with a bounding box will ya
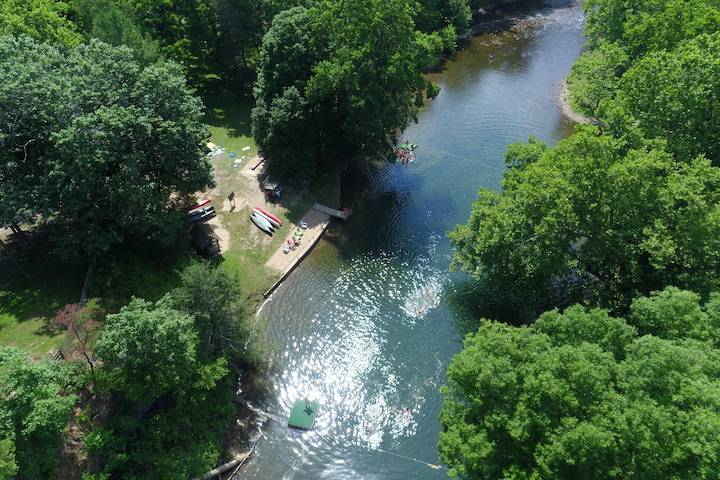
[251,212,274,235]
[252,208,281,229]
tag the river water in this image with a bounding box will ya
[243,2,584,478]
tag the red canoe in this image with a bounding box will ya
[188,199,212,213]
[254,206,282,226]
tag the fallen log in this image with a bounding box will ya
[192,432,262,480]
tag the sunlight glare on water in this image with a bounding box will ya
[241,2,585,478]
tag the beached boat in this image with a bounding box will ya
[187,199,212,213]
[252,207,281,229]
[254,206,283,226]
[251,212,274,235]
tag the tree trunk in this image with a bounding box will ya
[79,255,97,306]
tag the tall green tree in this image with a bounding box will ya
[95,298,199,401]
[0,0,82,46]
[440,294,720,479]
[0,36,213,263]
[617,32,720,163]
[74,0,162,65]
[0,347,76,480]
[628,287,720,343]
[0,439,17,480]
[566,41,627,117]
[583,0,720,58]
[167,261,258,363]
[252,0,440,180]
[415,0,471,35]
[450,127,720,312]
[123,0,219,76]
[92,297,235,479]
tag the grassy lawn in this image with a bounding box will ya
[0,259,83,356]
[202,80,339,302]
[0,81,340,357]
[0,249,186,357]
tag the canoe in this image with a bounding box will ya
[254,206,282,226]
[188,206,216,223]
[251,212,274,235]
[252,208,281,228]
[188,199,212,213]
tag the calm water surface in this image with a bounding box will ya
[243,3,584,478]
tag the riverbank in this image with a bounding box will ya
[557,78,595,125]
[240,1,585,477]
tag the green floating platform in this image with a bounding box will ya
[288,399,319,430]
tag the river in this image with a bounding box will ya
[242,2,584,478]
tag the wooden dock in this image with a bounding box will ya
[312,203,351,220]
[263,208,332,298]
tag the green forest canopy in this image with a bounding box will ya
[0,36,213,259]
[440,289,720,479]
[445,0,720,477]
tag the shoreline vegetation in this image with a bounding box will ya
[0,0,560,477]
[557,78,595,125]
[444,0,720,476]
[7,0,720,477]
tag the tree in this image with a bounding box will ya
[450,127,720,312]
[251,6,321,179]
[0,346,76,479]
[415,0,471,35]
[618,32,720,163]
[0,439,17,480]
[0,36,213,265]
[74,0,162,65]
[628,287,720,344]
[213,0,292,80]
[166,261,258,362]
[252,0,440,180]
[583,0,720,58]
[124,0,219,77]
[91,296,235,479]
[0,0,82,46]
[53,299,104,374]
[95,298,198,402]
[566,42,628,117]
[440,300,720,479]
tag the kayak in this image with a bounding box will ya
[254,206,283,226]
[251,212,274,235]
[252,208,281,229]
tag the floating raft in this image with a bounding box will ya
[288,400,319,430]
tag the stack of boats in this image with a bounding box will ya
[251,206,282,235]
[188,199,216,223]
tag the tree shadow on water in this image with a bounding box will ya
[445,276,541,338]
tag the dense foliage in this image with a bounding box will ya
[446,0,720,476]
[86,262,256,479]
[440,288,720,479]
[0,347,77,480]
[166,261,257,362]
[252,0,443,180]
[616,33,720,163]
[451,127,720,311]
[73,0,161,65]
[0,0,81,46]
[0,35,213,259]
[568,0,720,164]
